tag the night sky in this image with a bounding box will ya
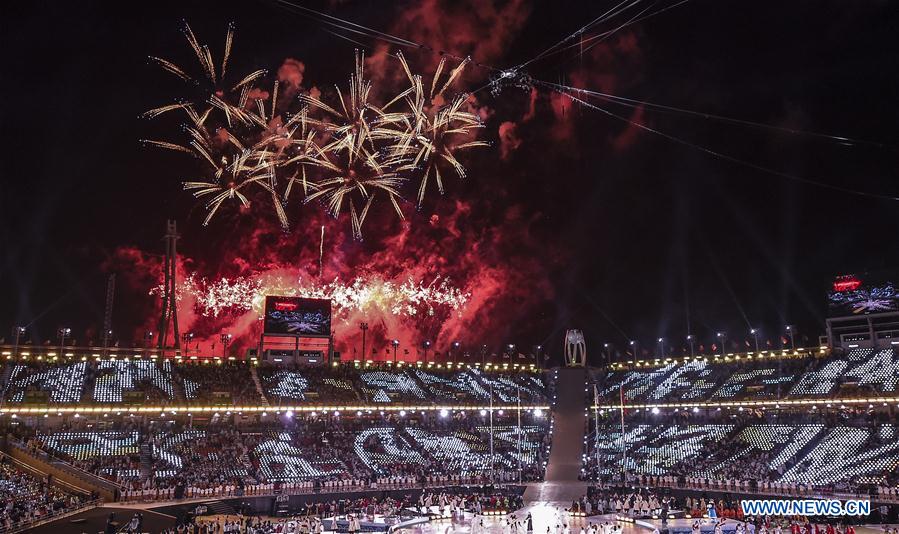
[1,0,898,360]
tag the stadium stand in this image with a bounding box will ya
[583,348,899,503]
[583,410,899,497]
[4,346,897,519]
[176,362,263,404]
[257,365,359,403]
[592,347,899,403]
[92,360,176,403]
[0,360,548,407]
[2,361,87,404]
[9,410,550,503]
[33,428,143,486]
[0,454,91,532]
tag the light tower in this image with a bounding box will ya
[359,322,369,362]
[158,220,180,351]
[220,333,232,358]
[12,326,26,357]
[102,273,116,356]
[785,325,796,349]
[57,327,71,353]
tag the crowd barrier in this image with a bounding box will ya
[117,472,523,504]
[593,476,899,504]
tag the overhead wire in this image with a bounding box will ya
[534,0,692,64]
[269,0,420,49]
[539,82,899,202]
[516,0,644,69]
[541,80,891,149]
[270,0,501,72]
[268,0,897,199]
[275,0,887,150]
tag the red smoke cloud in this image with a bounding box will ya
[543,31,645,146]
[548,90,576,141]
[276,58,306,100]
[110,197,554,361]
[522,88,538,122]
[120,5,653,360]
[498,121,522,159]
[365,0,532,84]
[610,105,645,151]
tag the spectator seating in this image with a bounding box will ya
[593,348,899,404]
[584,422,899,488]
[3,362,87,403]
[22,412,549,493]
[93,361,176,403]
[0,456,86,531]
[0,360,548,407]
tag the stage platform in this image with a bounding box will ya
[637,517,755,534]
[402,509,653,533]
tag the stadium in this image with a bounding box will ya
[3,1,899,533]
[0,277,897,532]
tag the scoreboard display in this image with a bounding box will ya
[828,272,899,316]
[263,296,332,337]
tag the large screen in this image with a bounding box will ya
[264,296,332,336]
[828,272,899,316]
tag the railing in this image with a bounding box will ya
[0,401,551,415]
[116,473,530,505]
[607,346,829,371]
[587,476,899,504]
[0,450,88,498]
[0,344,542,369]
[8,438,122,497]
[0,498,101,534]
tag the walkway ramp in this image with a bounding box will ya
[524,367,588,504]
[7,440,118,501]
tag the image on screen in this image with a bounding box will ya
[828,273,899,316]
[264,296,332,336]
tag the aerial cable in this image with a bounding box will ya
[542,82,899,202]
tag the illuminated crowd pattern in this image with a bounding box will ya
[35,418,549,488]
[3,362,87,403]
[93,361,177,403]
[585,423,899,486]
[38,430,143,483]
[2,361,547,407]
[594,348,899,403]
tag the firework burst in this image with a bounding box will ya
[390,53,489,206]
[153,272,470,321]
[143,24,488,238]
[298,52,410,239]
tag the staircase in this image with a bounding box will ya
[773,424,827,473]
[171,375,187,402]
[204,500,238,516]
[249,366,270,406]
[81,362,97,403]
[0,364,15,397]
[524,367,588,504]
[139,443,153,482]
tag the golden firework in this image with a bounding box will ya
[143,25,488,238]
